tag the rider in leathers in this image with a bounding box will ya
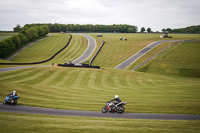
[108,95,121,111]
[8,90,18,98]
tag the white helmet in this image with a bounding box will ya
[13,90,16,93]
[115,95,119,99]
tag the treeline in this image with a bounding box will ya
[162,25,200,34]
[0,25,49,59]
[24,23,137,33]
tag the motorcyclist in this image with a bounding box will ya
[108,95,122,111]
[8,90,18,98]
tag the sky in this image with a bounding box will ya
[0,0,200,31]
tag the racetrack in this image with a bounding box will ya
[72,34,96,64]
[0,104,199,121]
[115,40,179,69]
[1,37,199,121]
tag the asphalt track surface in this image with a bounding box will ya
[0,104,199,120]
[72,34,96,64]
[115,40,179,69]
[0,65,51,73]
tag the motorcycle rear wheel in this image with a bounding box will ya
[11,99,17,106]
[102,106,108,113]
[117,106,125,113]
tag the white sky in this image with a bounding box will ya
[0,0,200,31]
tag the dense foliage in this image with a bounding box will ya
[25,23,137,33]
[13,24,22,32]
[162,25,200,33]
[0,25,49,59]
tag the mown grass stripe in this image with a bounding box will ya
[31,70,57,85]
[18,69,51,84]
[1,67,200,114]
[0,68,41,82]
[48,70,69,86]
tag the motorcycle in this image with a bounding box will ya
[102,101,127,113]
[3,95,20,106]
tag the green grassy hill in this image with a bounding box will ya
[0,34,199,115]
[137,41,200,78]
[0,33,87,65]
[89,33,200,68]
[0,66,199,114]
[1,33,200,132]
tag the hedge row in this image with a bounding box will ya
[0,25,49,59]
[25,23,138,33]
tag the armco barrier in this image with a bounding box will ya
[132,39,200,71]
[0,34,72,65]
[89,41,105,66]
[58,63,100,69]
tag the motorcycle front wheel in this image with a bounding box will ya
[3,101,6,105]
[102,106,108,113]
[117,106,125,113]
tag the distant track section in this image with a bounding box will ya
[0,65,51,73]
[132,39,200,71]
[72,34,96,64]
[114,40,179,69]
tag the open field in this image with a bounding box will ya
[0,112,200,133]
[0,33,200,132]
[0,33,87,65]
[0,66,199,115]
[88,33,200,68]
[10,33,66,63]
[136,41,200,77]
[0,33,17,41]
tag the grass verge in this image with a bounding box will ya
[0,112,199,133]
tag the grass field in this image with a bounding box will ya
[0,33,87,64]
[0,33,17,41]
[0,66,199,115]
[137,41,200,77]
[0,33,200,132]
[88,33,200,68]
[0,33,88,69]
[10,33,88,64]
[45,33,88,65]
[0,112,200,133]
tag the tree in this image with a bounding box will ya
[13,24,22,32]
[18,33,29,43]
[11,35,22,48]
[147,28,151,33]
[25,27,39,41]
[140,27,145,33]
[166,28,173,33]
[127,28,135,33]
[41,25,50,35]
[36,26,45,37]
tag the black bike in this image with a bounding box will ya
[102,101,127,113]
